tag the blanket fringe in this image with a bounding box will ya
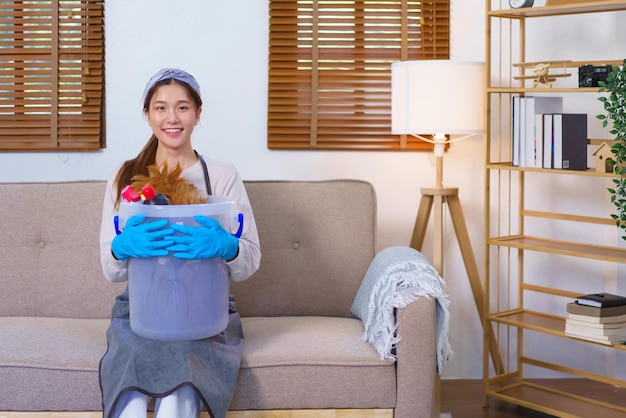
[352,246,453,372]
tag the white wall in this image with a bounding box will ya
[0,0,623,379]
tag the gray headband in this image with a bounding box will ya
[142,68,201,105]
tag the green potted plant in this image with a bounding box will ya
[598,59,626,239]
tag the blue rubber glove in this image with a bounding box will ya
[167,215,240,261]
[111,214,174,261]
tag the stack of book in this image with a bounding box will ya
[565,292,626,345]
[510,95,589,170]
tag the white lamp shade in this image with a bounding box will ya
[391,60,485,135]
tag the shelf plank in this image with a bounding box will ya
[486,162,619,177]
[523,209,613,226]
[488,235,626,263]
[522,356,626,386]
[512,59,623,68]
[488,309,626,351]
[489,1,626,18]
[487,381,626,417]
[487,86,604,93]
[489,309,565,335]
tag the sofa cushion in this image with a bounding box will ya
[0,317,108,410]
[0,316,395,411]
[232,316,396,410]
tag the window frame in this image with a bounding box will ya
[267,0,450,151]
[0,0,105,152]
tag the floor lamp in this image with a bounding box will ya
[390,60,504,375]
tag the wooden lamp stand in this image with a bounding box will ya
[410,146,504,374]
[389,58,501,375]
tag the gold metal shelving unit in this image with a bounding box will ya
[483,1,626,416]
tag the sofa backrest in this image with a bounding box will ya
[0,180,376,319]
[232,180,376,318]
[0,181,124,319]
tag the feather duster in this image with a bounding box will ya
[130,161,207,205]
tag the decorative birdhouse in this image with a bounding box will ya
[592,142,614,173]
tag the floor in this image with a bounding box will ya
[441,380,552,418]
[441,378,626,418]
[2,379,624,418]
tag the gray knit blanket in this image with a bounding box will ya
[351,246,452,372]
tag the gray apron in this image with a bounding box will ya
[99,288,243,418]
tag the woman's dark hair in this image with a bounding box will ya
[113,78,202,208]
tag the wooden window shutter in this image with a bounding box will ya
[268,0,450,151]
[0,0,105,152]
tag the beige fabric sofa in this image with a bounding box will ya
[0,180,437,417]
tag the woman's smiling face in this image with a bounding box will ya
[145,82,201,152]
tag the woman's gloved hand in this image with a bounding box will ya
[111,214,174,261]
[167,215,240,261]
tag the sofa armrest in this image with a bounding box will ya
[394,296,437,418]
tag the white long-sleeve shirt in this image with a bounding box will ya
[99,156,261,283]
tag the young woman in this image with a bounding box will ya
[99,68,261,418]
